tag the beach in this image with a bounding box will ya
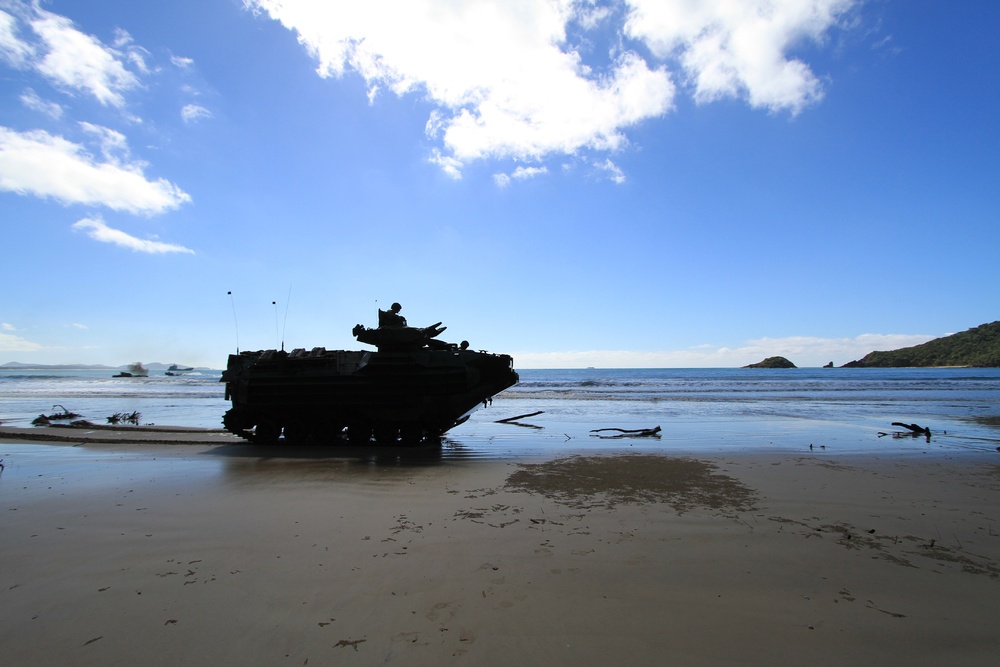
[2,428,999,666]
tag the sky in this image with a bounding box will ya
[1,0,997,369]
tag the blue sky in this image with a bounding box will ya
[1,0,997,368]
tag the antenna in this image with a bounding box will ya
[272,300,279,350]
[281,284,292,352]
[228,291,240,353]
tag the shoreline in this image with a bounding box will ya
[0,424,242,446]
[2,433,999,664]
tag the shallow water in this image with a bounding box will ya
[2,367,998,458]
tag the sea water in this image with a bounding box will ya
[1,367,998,456]
[0,369,227,429]
[475,367,1000,456]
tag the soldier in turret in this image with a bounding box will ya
[378,302,407,328]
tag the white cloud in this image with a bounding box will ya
[113,27,151,75]
[72,216,195,254]
[0,8,33,66]
[171,54,194,68]
[246,0,854,177]
[595,158,625,184]
[2,322,16,331]
[427,148,463,180]
[624,0,856,114]
[19,87,62,118]
[0,2,142,107]
[493,165,548,187]
[246,0,673,178]
[0,125,191,214]
[0,329,43,352]
[181,103,212,124]
[79,121,129,162]
[29,9,140,107]
[71,322,89,330]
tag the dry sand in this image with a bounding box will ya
[2,429,999,666]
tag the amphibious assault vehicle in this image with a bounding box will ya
[221,310,518,445]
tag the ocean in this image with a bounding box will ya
[2,367,999,456]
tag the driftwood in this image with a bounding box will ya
[878,422,932,441]
[33,405,83,425]
[495,411,544,424]
[46,404,81,420]
[590,426,662,439]
[891,422,931,436]
[107,411,142,425]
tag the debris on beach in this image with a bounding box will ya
[45,404,81,420]
[495,410,544,424]
[877,421,932,442]
[32,404,83,425]
[590,426,662,439]
[334,638,366,651]
[495,410,544,429]
[107,411,142,425]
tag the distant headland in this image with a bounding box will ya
[841,321,1000,368]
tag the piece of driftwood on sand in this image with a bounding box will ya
[590,426,662,438]
[495,411,545,424]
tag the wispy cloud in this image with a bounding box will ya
[0,328,43,352]
[0,7,34,66]
[19,86,62,118]
[0,125,191,214]
[245,0,856,179]
[594,158,625,184]
[1,2,141,107]
[494,165,548,188]
[72,216,195,254]
[181,103,212,124]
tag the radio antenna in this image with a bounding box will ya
[281,284,292,352]
[272,300,279,350]
[228,291,240,353]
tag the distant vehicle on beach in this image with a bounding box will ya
[220,307,518,445]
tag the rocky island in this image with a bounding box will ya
[742,356,797,369]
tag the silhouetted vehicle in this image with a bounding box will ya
[221,315,518,445]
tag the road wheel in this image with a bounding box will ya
[347,422,371,445]
[399,423,424,445]
[251,419,281,445]
[373,423,398,445]
[282,421,310,445]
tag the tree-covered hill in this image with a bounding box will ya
[841,321,1000,368]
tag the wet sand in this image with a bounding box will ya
[2,428,999,666]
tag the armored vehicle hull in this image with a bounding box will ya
[221,333,518,445]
